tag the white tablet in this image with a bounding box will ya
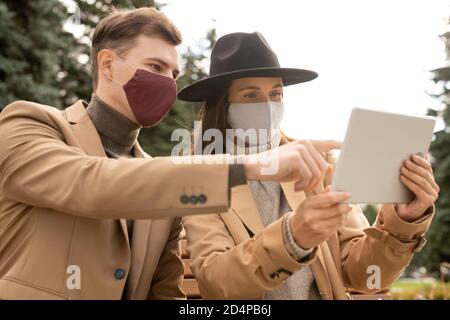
[330,107,436,203]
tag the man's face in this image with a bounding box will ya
[96,35,180,125]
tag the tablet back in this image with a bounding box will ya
[330,107,436,203]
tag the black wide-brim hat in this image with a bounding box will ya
[177,32,318,102]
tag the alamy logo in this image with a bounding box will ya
[366,265,381,290]
[66,265,81,290]
[170,121,280,175]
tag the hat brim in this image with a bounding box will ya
[177,67,318,102]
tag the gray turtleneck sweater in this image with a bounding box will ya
[86,94,141,160]
[86,94,141,241]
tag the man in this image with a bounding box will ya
[0,7,338,299]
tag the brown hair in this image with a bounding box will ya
[90,7,182,90]
[197,82,293,154]
[197,83,231,152]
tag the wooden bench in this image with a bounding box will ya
[181,236,202,299]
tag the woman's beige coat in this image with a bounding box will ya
[183,153,433,299]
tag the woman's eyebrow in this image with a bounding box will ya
[272,83,283,89]
[238,86,261,92]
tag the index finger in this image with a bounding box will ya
[310,140,342,153]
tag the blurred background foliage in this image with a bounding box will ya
[0,0,215,155]
[414,15,450,276]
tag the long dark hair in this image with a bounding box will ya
[197,81,231,153]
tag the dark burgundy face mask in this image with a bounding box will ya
[122,69,177,127]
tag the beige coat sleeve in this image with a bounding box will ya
[148,217,186,300]
[338,203,433,293]
[183,212,317,299]
[0,101,229,219]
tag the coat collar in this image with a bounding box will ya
[64,100,152,298]
[64,100,146,161]
[65,100,107,157]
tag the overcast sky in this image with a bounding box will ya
[161,0,449,141]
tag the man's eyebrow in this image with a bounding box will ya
[273,83,283,89]
[144,57,180,78]
[144,57,168,66]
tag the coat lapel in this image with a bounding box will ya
[125,217,152,299]
[124,143,153,299]
[230,184,265,235]
[64,101,130,245]
[319,242,349,300]
[280,181,307,209]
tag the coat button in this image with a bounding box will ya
[114,268,126,280]
[180,195,189,205]
[189,195,198,204]
[198,194,207,204]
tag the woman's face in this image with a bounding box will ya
[228,77,283,104]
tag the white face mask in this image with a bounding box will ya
[227,101,284,147]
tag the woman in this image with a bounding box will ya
[177,32,439,300]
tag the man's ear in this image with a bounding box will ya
[97,49,113,80]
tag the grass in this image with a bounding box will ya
[390,278,450,300]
